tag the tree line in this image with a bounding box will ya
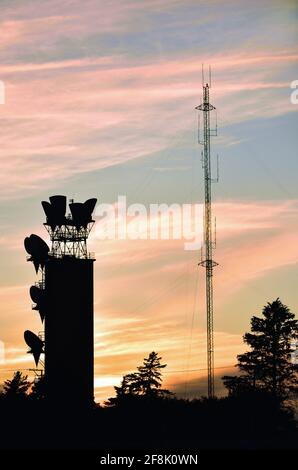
[1,298,297,404]
[0,298,297,450]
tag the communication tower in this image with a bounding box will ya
[24,195,97,407]
[196,66,218,398]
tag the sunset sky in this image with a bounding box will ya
[0,0,297,402]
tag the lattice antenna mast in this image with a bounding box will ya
[43,196,97,260]
[196,65,218,398]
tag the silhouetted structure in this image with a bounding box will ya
[24,195,97,408]
[196,67,219,398]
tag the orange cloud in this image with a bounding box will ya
[0,199,296,402]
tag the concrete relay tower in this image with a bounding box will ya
[24,195,97,408]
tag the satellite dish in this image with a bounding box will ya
[29,285,43,304]
[42,195,66,229]
[69,202,88,228]
[24,237,32,254]
[24,234,49,256]
[41,200,54,219]
[69,198,97,228]
[84,198,97,217]
[29,286,46,322]
[24,330,44,366]
[49,195,66,215]
[24,234,49,273]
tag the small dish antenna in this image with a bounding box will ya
[42,195,67,230]
[30,285,46,322]
[69,198,97,228]
[24,234,49,273]
[24,330,44,366]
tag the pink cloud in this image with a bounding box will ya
[0,38,295,198]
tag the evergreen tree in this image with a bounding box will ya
[222,375,252,397]
[106,352,172,405]
[30,375,46,400]
[2,371,30,399]
[223,299,298,399]
[136,351,171,397]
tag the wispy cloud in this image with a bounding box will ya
[0,0,297,402]
[0,47,296,198]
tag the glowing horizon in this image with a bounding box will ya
[0,0,297,402]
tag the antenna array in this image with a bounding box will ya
[196,65,218,398]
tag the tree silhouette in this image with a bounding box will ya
[136,351,171,397]
[30,375,46,400]
[106,352,172,405]
[117,373,140,395]
[222,375,252,397]
[1,371,30,399]
[223,299,298,399]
